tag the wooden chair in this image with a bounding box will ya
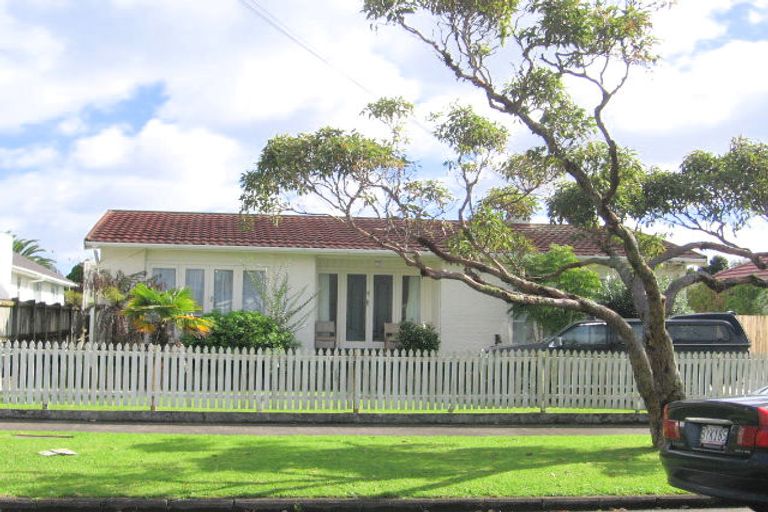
[315,321,336,350]
[383,322,400,350]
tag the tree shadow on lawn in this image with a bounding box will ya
[9,437,661,498]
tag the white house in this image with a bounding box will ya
[0,232,76,305]
[84,210,704,352]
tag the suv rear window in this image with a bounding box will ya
[667,323,733,345]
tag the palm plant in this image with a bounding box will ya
[122,284,212,345]
[10,234,56,270]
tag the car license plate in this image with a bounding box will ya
[700,425,729,448]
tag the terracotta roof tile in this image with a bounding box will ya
[84,210,702,259]
[715,259,768,280]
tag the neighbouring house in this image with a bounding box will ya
[0,232,76,305]
[83,210,705,352]
[715,259,768,282]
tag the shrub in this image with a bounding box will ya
[183,310,297,351]
[396,321,440,352]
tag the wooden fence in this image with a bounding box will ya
[2,342,767,411]
[738,315,768,354]
[0,299,86,342]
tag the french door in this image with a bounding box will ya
[344,273,393,344]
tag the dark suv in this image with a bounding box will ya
[488,312,750,353]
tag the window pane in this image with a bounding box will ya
[373,275,393,341]
[185,269,205,310]
[401,276,421,323]
[318,273,338,323]
[243,270,265,312]
[213,269,233,313]
[560,323,608,347]
[152,268,176,290]
[346,274,366,342]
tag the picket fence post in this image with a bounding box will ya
[537,350,550,412]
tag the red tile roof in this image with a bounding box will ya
[84,210,703,259]
[715,259,768,281]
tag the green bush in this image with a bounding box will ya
[396,321,440,352]
[182,310,297,351]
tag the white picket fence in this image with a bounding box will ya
[1,341,768,411]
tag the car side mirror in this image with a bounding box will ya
[551,337,564,348]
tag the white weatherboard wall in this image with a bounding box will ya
[439,278,512,352]
[95,246,318,348]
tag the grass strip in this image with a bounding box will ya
[0,430,675,499]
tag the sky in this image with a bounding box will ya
[1,0,768,275]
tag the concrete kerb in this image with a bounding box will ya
[0,409,648,426]
[0,496,736,512]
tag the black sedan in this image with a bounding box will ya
[661,388,768,512]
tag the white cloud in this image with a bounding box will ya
[0,146,59,169]
[652,0,733,57]
[0,118,251,271]
[608,39,768,133]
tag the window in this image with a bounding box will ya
[318,273,338,323]
[34,282,42,302]
[401,276,421,322]
[185,269,205,309]
[152,268,176,290]
[559,323,609,347]
[373,275,393,341]
[213,269,233,313]
[346,274,367,342]
[242,270,265,312]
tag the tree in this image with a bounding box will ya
[67,263,84,286]
[516,245,602,335]
[240,1,768,446]
[85,269,155,344]
[10,234,56,270]
[122,284,212,345]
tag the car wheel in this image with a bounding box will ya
[750,505,768,512]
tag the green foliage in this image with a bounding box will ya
[240,127,406,216]
[9,234,56,270]
[640,138,768,235]
[703,255,729,275]
[183,310,297,351]
[87,270,156,345]
[515,245,602,334]
[64,289,83,308]
[253,269,315,337]
[122,284,212,345]
[597,278,636,318]
[431,104,508,155]
[66,263,84,284]
[687,283,768,315]
[396,321,440,352]
[547,143,648,227]
[597,277,691,318]
[448,207,534,269]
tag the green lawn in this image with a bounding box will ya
[0,430,677,498]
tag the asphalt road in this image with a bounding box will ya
[0,420,650,436]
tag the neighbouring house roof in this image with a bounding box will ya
[84,209,705,261]
[715,259,768,281]
[12,253,77,287]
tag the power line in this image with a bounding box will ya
[237,0,435,137]
[237,0,376,95]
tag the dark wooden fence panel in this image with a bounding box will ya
[0,299,87,342]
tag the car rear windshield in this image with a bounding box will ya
[667,323,733,345]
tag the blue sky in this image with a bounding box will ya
[1,0,768,274]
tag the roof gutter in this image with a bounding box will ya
[11,265,77,288]
[84,241,414,257]
[84,241,704,264]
